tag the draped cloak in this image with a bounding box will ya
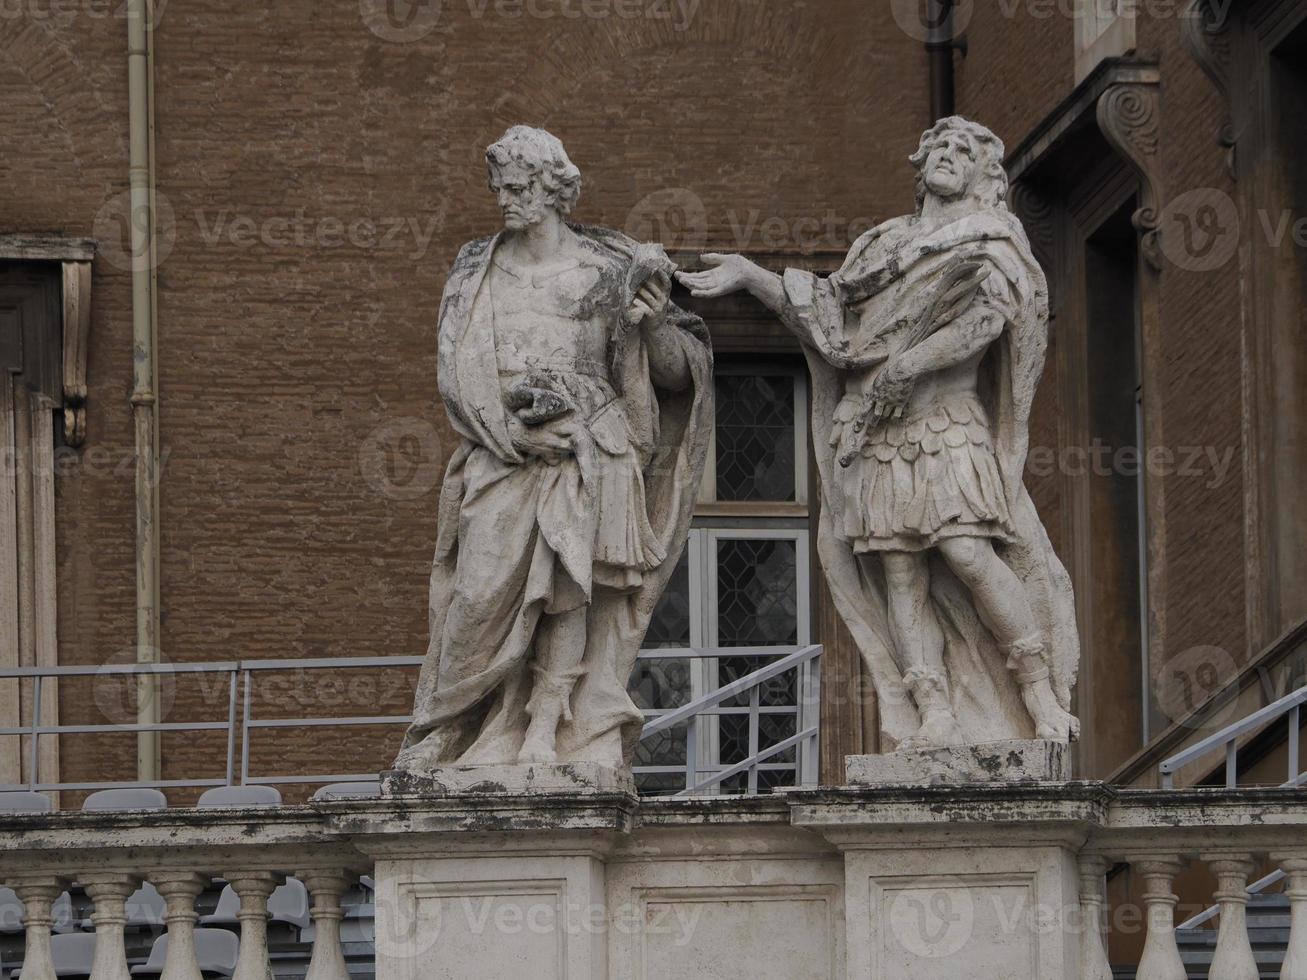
[401,225,713,767]
[779,209,1079,749]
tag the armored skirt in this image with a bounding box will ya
[836,393,1017,553]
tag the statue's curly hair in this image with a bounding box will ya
[486,126,582,216]
[909,116,1008,212]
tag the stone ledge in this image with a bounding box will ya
[845,739,1070,786]
[381,762,635,798]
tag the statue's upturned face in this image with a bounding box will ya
[490,160,554,231]
[921,130,978,201]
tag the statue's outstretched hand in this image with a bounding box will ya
[675,253,755,298]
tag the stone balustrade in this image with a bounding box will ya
[0,785,1303,979]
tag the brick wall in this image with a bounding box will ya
[2,0,931,795]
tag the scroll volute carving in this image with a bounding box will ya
[1181,0,1237,174]
[1009,181,1062,313]
[1097,81,1164,272]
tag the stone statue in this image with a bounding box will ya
[678,117,1079,754]
[395,126,712,775]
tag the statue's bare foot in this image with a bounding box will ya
[1021,678,1078,741]
[899,668,963,751]
[899,709,964,751]
[517,738,558,765]
[393,734,452,772]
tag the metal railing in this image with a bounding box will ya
[0,656,424,792]
[635,645,822,796]
[0,647,824,797]
[1159,684,1305,791]
[1161,682,1307,930]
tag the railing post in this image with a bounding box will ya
[1077,856,1114,980]
[685,715,698,796]
[153,871,208,980]
[6,873,69,980]
[81,872,142,980]
[224,871,283,980]
[298,870,352,980]
[1134,858,1187,980]
[1205,854,1258,980]
[1277,854,1307,980]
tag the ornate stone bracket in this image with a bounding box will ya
[1096,77,1164,271]
[0,235,96,445]
[1181,0,1237,175]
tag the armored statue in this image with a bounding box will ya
[678,117,1079,752]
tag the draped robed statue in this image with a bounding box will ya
[395,127,712,774]
[678,117,1080,754]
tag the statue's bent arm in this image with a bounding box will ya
[893,301,1005,380]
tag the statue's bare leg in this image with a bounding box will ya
[937,537,1077,740]
[878,551,963,749]
[518,607,588,764]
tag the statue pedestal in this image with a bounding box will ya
[845,739,1070,786]
[381,763,635,798]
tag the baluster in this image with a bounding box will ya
[1134,858,1187,980]
[224,871,283,980]
[80,873,141,980]
[1277,855,1307,980]
[1205,855,1258,980]
[6,874,69,980]
[298,871,352,980]
[152,872,208,980]
[1077,856,1114,980]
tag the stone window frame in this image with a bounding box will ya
[1075,0,1138,84]
[1007,59,1165,777]
[0,235,95,792]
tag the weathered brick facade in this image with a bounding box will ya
[1,0,1296,803]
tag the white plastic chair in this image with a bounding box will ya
[80,789,167,812]
[310,782,380,801]
[0,792,53,815]
[196,786,282,808]
[129,929,238,978]
[14,932,97,978]
[201,878,310,931]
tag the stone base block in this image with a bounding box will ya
[380,762,635,798]
[845,739,1070,786]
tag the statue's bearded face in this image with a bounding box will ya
[921,130,978,201]
[491,160,554,231]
